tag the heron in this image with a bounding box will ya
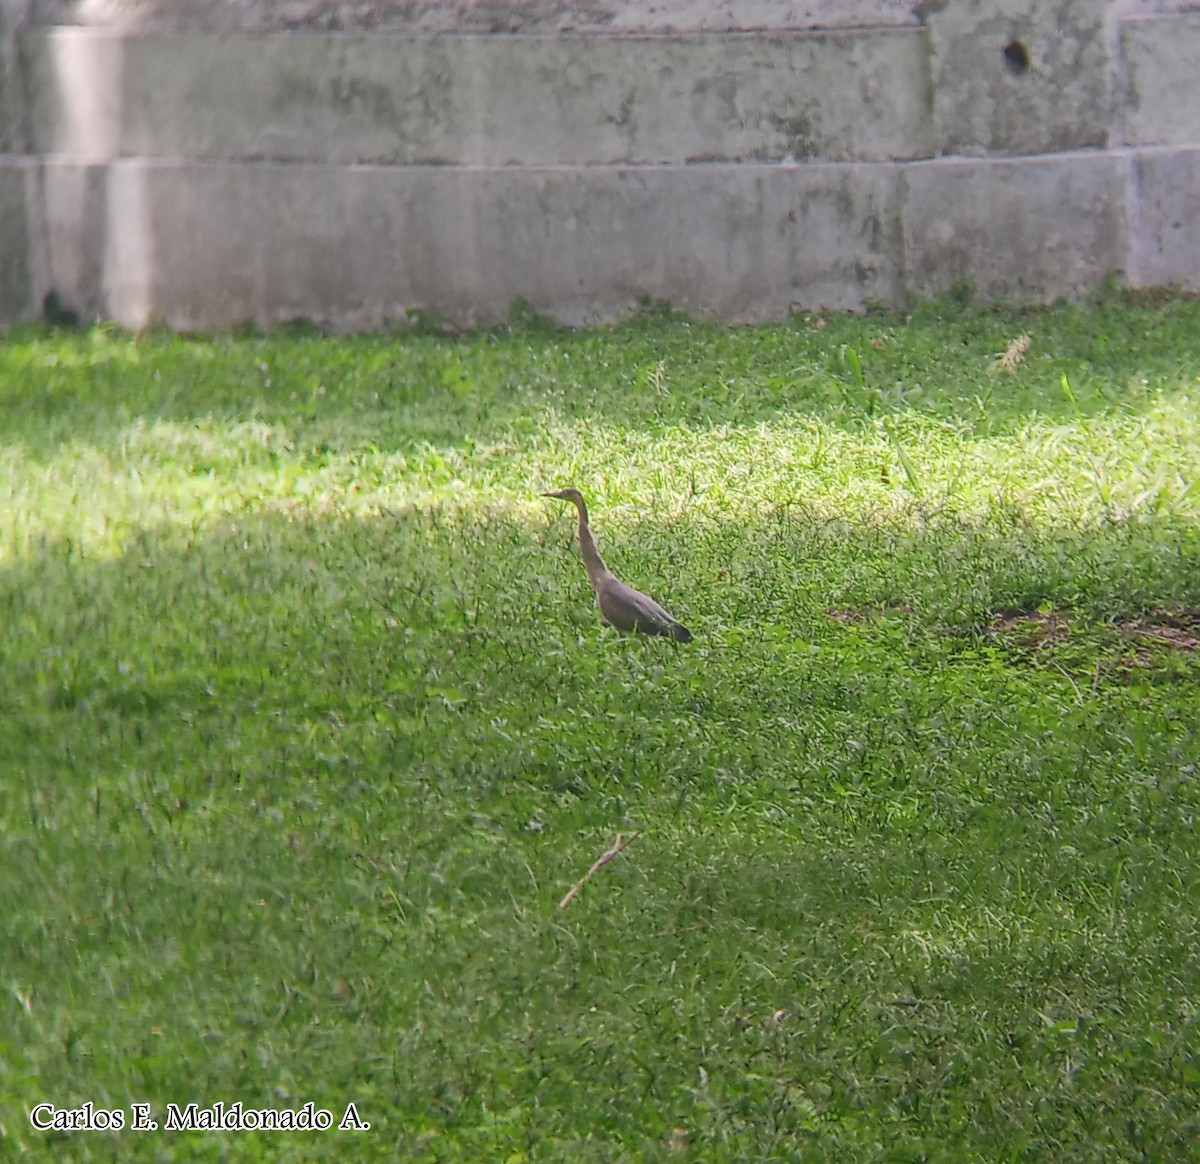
[541,488,693,642]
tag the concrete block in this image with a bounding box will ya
[465,162,907,320]
[95,159,905,330]
[20,28,124,158]
[0,159,35,322]
[17,0,924,35]
[1129,147,1200,292]
[0,0,9,154]
[1120,15,1200,146]
[41,158,108,320]
[926,0,1110,156]
[903,153,1128,300]
[23,27,932,164]
[466,29,932,165]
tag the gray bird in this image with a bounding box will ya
[541,488,693,642]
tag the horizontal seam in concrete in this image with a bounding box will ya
[910,148,1130,167]
[39,156,912,171]
[26,25,924,40]
[1118,13,1200,25]
[920,144,1200,165]
[26,146,1197,177]
[35,151,1182,172]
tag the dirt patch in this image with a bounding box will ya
[828,604,1200,669]
[1117,609,1200,652]
[1112,608,1200,671]
[826,608,867,624]
[988,608,1071,651]
[988,606,1200,667]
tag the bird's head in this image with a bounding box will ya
[541,487,586,507]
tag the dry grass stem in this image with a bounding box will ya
[558,832,640,910]
[995,334,1032,375]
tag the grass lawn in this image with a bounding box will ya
[2,298,1199,1161]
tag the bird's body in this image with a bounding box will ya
[541,488,693,642]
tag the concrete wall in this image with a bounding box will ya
[1,0,1199,329]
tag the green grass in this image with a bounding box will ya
[2,298,1199,1161]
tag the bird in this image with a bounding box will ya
[541,488,693,642]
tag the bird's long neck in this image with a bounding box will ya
[572,498,613,588]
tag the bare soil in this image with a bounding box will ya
[826,604,1200,669]
[988,606,1200,668]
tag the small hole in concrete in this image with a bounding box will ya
[1003,40,1031,76]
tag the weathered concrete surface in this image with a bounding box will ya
[0,158,35,321]
[927,0,1111,155]
[27,0,921,34]
[19,29,123,158]
[0,0,22,154]
[23,28,931,164]
[89,159,904,329]
[0,2,9,153]
[41,158,107,319]
[1129,147,1200,291]
[4,1,1200,329]
[903,153,1129,301]
[1120,14,1200,145]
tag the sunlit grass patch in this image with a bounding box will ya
[3,385,1197,572]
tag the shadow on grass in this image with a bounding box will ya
[3,502,1199,1159]
[4,501,1199,796]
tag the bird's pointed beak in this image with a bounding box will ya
[540,490,564,499]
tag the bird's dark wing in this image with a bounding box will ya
[598,578,692,641]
